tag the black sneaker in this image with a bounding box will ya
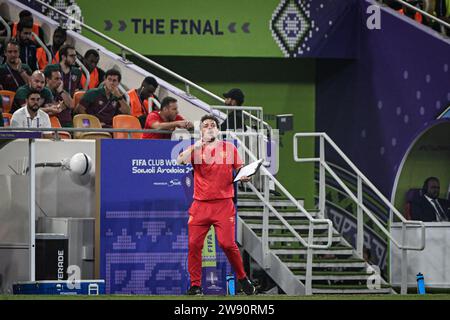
[239,277,256,295]
[187,285,203,296]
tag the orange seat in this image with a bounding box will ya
[73,114,112,140]
[49,116,72,139]
[73,91,86,109]
[112,115,143,139]
[2,113,12,127]
[0,90,16,114]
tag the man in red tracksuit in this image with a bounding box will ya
[177,114,256,295]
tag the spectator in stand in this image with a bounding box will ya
[80,49,105,90]
[12,70,55,115]
[44,67,73,127]
[46,45,82,97]
[75,68,130,128]
[10,89,52,138]
[220,88,245,131]
[128,76,160,128]
[411,177,450,221]
[142,96,193,139]
[0,40,32,91]
[14,20,39,71]
[36,27,67,71]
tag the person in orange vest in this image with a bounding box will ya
[11,10,45,44]
[80,49,105,90]
[36,27,67,71]
[127,76,160,128]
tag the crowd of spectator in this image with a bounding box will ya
[0,9,191,139]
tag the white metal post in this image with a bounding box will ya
[305,224,314,295]
[357,176,364,257]
[28,139,36,281]
[401,223,408,294]
[319,135,326,219]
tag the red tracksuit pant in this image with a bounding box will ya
[188,198,247,287]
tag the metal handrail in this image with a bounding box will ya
[294,132,426,294]
[384,0,450,29]
[34,0,225,104]
[211,105,274,134]
[229,130,334,249]
[230,130,333,295]
[0,15,11,43]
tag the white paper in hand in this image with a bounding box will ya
[234,159,264,182]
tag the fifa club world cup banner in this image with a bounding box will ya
[99,139,233,294]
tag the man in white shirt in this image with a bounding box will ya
[411,177,450,222]
[11,89,53,138]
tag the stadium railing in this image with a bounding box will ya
[293,132,426,294]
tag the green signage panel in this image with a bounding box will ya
[76,0,284,57]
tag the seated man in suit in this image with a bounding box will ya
[410,177,450,222]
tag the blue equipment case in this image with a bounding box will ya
[13,280,105,295]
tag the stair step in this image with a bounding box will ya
[282,258,364,263]
[237,199,304,208]
[247,224,328,231]
[254,232,341,243]
[296,271,372,281]
[238,194,304,202]
[270,244,350,250]
[243,219,322,225]
[239,211,316,218]
[289,262,367,268]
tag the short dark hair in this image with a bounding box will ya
[142,76,158,88]
[160,97,177,109]
[26,89,43,99]
[60,44,76,59]
[105,68,122,82]
[200,114,219,128]
[44,64,61,79]
[422,177,439,194]
[84,49,99,59]
[17,20,33,32]
[19,10,32,20]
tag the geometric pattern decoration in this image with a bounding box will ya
[270,0,313,57]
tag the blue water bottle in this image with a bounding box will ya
[416,272,426,294]
[226,275,235,295]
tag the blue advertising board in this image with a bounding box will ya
[100,139,233,294]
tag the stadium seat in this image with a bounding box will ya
[49,116,72,139]
[112,115,143,139]
[73,114,112,140]
[0,90,16,114]
[2,113,12,127]
[72,91,86,109]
